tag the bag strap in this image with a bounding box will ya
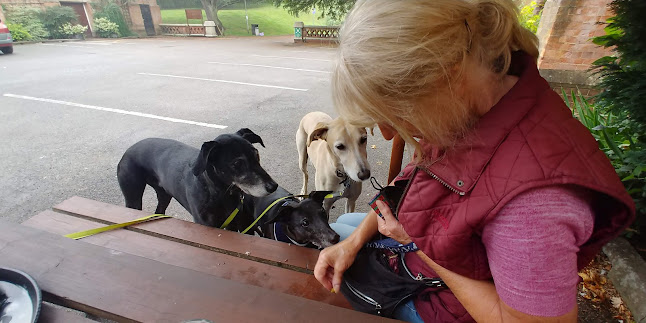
[365,238,418,253]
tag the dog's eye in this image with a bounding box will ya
[231,159,243,169]
[359,137,367,145]
[335,144,345,151]
[301,219,309,227]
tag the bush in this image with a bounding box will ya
[564,90,646,235]
[40,6,79,39]
[519,1,542,34]
[59,23,88,38]
[94,17,120,37]
[7,23,32,41]
[94,3,133,37]
[591,0,646,234]
[4,6,49,40]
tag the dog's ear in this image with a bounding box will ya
[308,191,333,205]
[265,200,299,224]
[236,128,265,148]
[192,141,218,176]
[307,122,328,146]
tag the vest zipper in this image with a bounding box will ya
[421,168,466,196]
[345,281,383,315]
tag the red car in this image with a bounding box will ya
[0,18,14,55]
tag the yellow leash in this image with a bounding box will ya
[219,197,244,230]
[240,196,291,234]
[64,214,172,240]
[65,192,342,239]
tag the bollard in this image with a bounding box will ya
[204,21,217,37]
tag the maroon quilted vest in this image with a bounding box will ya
[394,52,635,322]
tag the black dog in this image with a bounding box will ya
[117,129,278,228]
[245,187,340,249]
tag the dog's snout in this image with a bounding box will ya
[331,234,340,244]
[357,169,371,181]
[266,181,278,193]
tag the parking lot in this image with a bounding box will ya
[0,36,398,224]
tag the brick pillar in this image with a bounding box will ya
[536,0,615,93]
[0,5,6,23]
[538,0,614,71]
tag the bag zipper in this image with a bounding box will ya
[401,254,446,288]
[345,281,383,315]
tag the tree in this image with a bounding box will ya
[273,0,355,21]
[200,0,241,35]
[200,0,224,35]
[592,0,646,126]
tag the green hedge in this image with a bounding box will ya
[94,3,133,37]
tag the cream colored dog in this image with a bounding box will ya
[296,111,371,215]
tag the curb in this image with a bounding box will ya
[13,39,84,45]
[13,36,146,45]
[603,237,646,323]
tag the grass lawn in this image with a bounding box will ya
[161,4,329,36]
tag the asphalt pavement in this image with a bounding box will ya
[0,36,405,224]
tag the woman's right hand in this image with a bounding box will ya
[314,239,360,293]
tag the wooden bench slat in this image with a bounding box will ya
[53,196,319,272]
[39,303,95,323]
[24,211,350,309]
[1,221,394,323]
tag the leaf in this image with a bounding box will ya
[578,272,591,282]
[611,297,623,308]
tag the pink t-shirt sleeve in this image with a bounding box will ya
[482,186,595,317]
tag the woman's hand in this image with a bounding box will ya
[376,200,412,245]
[314,239,360,293]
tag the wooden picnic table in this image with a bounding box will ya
[1,196,398,322]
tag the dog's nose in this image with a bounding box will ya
[331,234,340,244]
[266,181,278,193]
[357,169,371,181]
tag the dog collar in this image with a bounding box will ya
[273,222,308,246]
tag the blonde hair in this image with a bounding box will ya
[333,0,539,150]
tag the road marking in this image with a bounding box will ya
[3,94,227,129]
[73,42,112,46]
[250,54,332,62]
[208,62,330,74]
[41,43,97,49]
[137,72,309,91]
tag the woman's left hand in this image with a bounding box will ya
[376,200,412,245]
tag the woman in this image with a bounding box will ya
[315,0,635,322]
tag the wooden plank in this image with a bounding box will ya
[388,134,405,183]
[1,221,395,323]
[53,196,319,272]
[24,211,350,309]
[38,303,95,323]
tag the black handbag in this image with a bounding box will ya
[340,247,446,317]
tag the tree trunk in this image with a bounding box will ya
[200,0,224,35]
